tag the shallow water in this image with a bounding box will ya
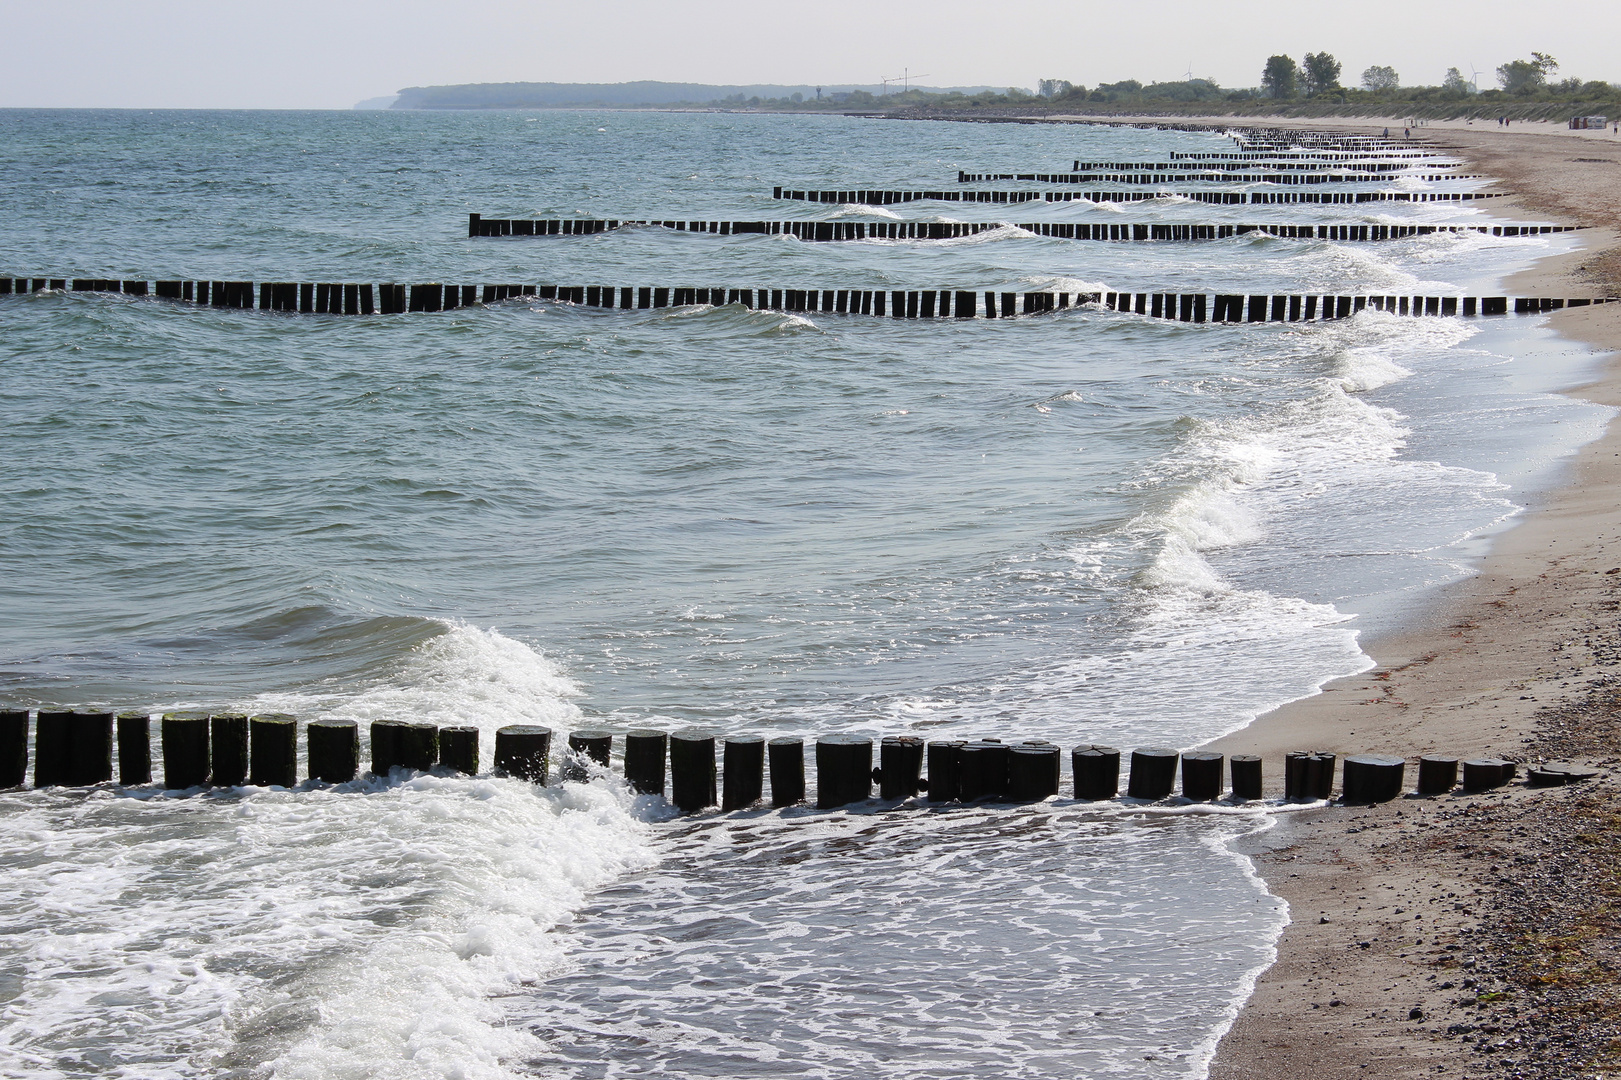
[0,109,1607,1078]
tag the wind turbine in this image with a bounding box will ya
[881,69,932,96]
[1468,62,1483,92]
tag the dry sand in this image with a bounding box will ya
[1153,120,1621,1079]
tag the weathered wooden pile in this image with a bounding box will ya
[1,710,1596,810]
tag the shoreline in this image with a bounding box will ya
[1167,119,1621,1078]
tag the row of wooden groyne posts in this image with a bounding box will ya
[1020,161,1463,176]
[2,132,1574,324]
[772,188,1504,205]
[1086,124,1427,153]
[468,215,1576,242]
[943,170,1475,185]
[0,709,1593,809]
[6,276,1611,322]
[770,140,1484,203]
[966,124,1444,162]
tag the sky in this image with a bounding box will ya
[1,0,1617,109]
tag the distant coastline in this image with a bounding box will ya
[379,80,1005,112]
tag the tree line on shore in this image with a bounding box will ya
[1022,52,1613,109]
[726,53,1616,113]
[1248,51,1613,104]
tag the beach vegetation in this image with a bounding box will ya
[1441,68,1473,97]
[1262,55,1299,99]
[1051,78,1225,106]
[1302,52,1342,96]
[1497,53,1558,95]
[1361,65,1400,91]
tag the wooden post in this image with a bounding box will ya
[370,719,402,774]
[958,740,1011,801]
[1180,751,1224,800]
[1007,743,1060,800]
[1341,754,1406,802]
[62,711,114,786]
[1071,745,1120,800]
[568,730,614,766]
[1127,748,1178,799]
[1284,751,1307,798]
[562,729,612,780]
[623,729,667,795]
[0,710,26,788]
[396,723,439,771]
[1417,755,1458,795]
[926,739,965,802]
[438,726,479,774]
[161,710,211,789]
[34,710,112,787]
[768,736,805,806]
[307,719,359,783]
[493,725,552,782]
[878,735,925,799]
[670,730,717,812]
[211,712,250,786]
[815,734,872,808]
[249,713,297,787]
[1286,751,1335,799]
[34,710,71,786]
[1305,752,1336,799]
[722,734,765,810]
[1462,757,1511,791]
[1230,754,1263,800]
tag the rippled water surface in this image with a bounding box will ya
[0,109,1608,1078]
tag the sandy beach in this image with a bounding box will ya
[1136,119,1621,1079]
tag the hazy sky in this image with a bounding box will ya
[2,0,1617,109]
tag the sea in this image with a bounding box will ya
[0,108,1610,1080]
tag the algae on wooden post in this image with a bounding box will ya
[249,713,297,787]
[493,725,552,783]
[438,726,479,775]
[161,710,211,790]
[308,719,358,783]
[210,712,250,787]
